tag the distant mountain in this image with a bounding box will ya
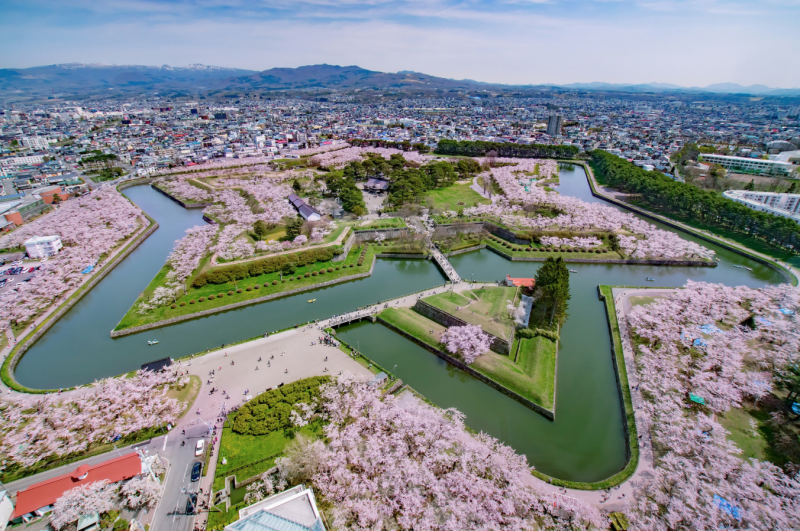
[1,62,798,100]
[0,63,257,96]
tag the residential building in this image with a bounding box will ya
[24,235,63,258]
[699,154,793,176]
[723,190,800,223]
[547,114,563,137]
[0,485,15,531]
[21,137,50,150]
[288,193,321,221]
[228,485,325,531]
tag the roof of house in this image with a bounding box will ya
[13,453,141,518]
[230,486,324,531]
[23,235,61,245]
[297,205,320,219]
[364,178,389,190]
[505,275,536,288]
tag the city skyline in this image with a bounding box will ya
[1,0,799,88]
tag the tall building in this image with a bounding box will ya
[21,137,50,150]
[723,190,800,223]
[547,114,563,137]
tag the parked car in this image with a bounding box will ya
[185,493,197,515]
[27,267,35,273]
[195,439,204,456]
[191,462,202,482]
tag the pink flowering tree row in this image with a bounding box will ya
[0,369,187,468]
[540,236,602,249]
[0,188,143,327]
[311,374,603,530]
[625,281,800,529]
[441,324,492,364]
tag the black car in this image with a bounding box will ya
[186,493,197,515]
[191,462,202,482]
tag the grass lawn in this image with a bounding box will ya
[423,286,517,341]
[472,336,556,410]
[484,238,624,261]
[629,296,661,307]
[360,217,407,229]
[115,245,374,330]
[425,183,491,211]
[719,407,768,462]
[166,375,202,417]
[379,307,448,350]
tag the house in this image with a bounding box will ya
[11,453,142,525]
[228,485,325,531]
[505,275,536,288]
[35,186,70,204]
[287,193,322,222]
[0,488,15,531]
[364,178,390,192]
[24,235,62,258]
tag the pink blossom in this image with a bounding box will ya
[441,324,491,364]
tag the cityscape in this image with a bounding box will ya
[1,2,800,531]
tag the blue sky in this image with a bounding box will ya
[1,0,799,87]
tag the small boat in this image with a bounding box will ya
[569,269,578,273]
[745,267,752,271]
[715,258,721,262]
[308,299,316,303]
[646,277,655,282]
[148,340,159,345]
[733,265,743,269]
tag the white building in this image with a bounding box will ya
[228,485,324,531]
[0,154,45,168]
[699,153,793,176]
[21,137,50,150]
[23,235,62,258]
[723,190,800,223]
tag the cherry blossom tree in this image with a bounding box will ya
[120,475,163,510]
[50,480,117,530]
[441,324,491,364]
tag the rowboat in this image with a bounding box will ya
[569,270,578,273]
[148,340,159,345]
[308,299,316,303]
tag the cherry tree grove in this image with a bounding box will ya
[462,161,714,260]
[50,480,117,530]
[625,281,800,529]
[120,474,163,510]
[0,370,186,468]
[310,146,437,169]
[441,324,492,364]
[0,188,143,326]
[312,374,603,530]
[540,236,602,249]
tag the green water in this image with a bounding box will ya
[13,169,786,483]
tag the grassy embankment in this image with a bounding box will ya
[424,182,491,211]
[115,245,374,331]
[423,286,516,340]
[359,217,407,229]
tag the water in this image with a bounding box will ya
[14,186,446,389]
[14,169,785,482]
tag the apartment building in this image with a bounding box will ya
[723,190,800,223]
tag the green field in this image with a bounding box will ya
[115,245,374,330]
[360,217,407,229]
[472,336,556,410]
[425,183,491,212]
[423,286,517,340]
[379,307,448,348]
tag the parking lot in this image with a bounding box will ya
[0,260,42,295]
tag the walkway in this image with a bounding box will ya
[430,247,461,283]
[471,174,496,203]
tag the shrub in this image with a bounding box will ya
[208,295,215,300]
[272,280,278,285]
[246,286,252,291]
[328,268,334,273]
[305,272,310,277]
[289,277,294,281]
[312,271,318,276]
[170,304,177,309]
[281,279,285,283]
[180,302,186,307]
[218,293,224,298]
[349,263,355,268]
[254,284,260,289]
[296,275,302,280]
[228,291,234,295]
[189,300,196,305]
[199,297,206,302]
[319,270,325,275]
[335,266,340,270]
[237,288,243,293]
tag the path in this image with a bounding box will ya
[471,174,496,203]
[430,247,461,283]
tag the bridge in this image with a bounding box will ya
[430,247,461,283]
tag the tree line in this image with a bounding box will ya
[533,257,570,328]
[435,139,579,159]
[348,138,431,153]
[590,150,800,253]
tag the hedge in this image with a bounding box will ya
[231,376,331,435]
[192,246,338,286]
[518,328,560,341]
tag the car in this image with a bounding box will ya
[191,462,202,482]
[195,439,204,456]
[27,267,35,273]
[185,493,197,515]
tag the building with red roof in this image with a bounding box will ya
[505,274,536,288]
[12,453,142,520]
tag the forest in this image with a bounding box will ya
[435,139,579,159]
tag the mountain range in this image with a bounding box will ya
[1,63,799,99]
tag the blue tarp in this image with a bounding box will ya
[689,393,706,405]
[713,494,742,520]
[699,324,722,335]
[755,316,773,326]
[778,308,794,315]
[81,265,94,274]
[693,338,708,348]
[792,403,800,415]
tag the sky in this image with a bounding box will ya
[1,0,799,88]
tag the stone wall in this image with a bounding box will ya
[7,219,160,391]
[333,233,355,263]
[353,227,409,242]
[413,300,510,355]
[150,183,213,209]
[431,222,484,238]
[444,244,485,257]
[484,245,717,267]
[110,256,378,338]
[377,317,553,420]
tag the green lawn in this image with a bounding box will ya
[719,407,768,462]
[472,336,556,410]
[425,183,491,212]
[379,307,448,349]
[484,238,624,261]
[360,217,407,229]
[423,286,517,341]
[115,245,374,330]
[629,296,661,307]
